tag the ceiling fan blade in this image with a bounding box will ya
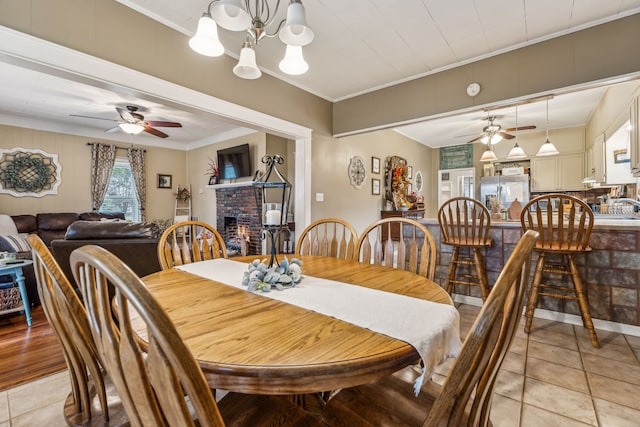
[143,125,169,138]
[116,106,136,123]
[503,125,537,132]
[499,132,515,140]
[146,120,182,128]
[467,135,483,144]
[70,114,118,122]
[105,126,121,134]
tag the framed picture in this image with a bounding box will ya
[372,178,381,195]
[407,166,413,179]
[157,174,172,189]
[371,156,381,174]
[614,148,630,164]
[208,175,219,185]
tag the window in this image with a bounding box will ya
[100,158,140,221]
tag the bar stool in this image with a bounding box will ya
[521,193,599,348]
[438,197,492,301]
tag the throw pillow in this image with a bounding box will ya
[0,233,31,252]
[0,215,19,235]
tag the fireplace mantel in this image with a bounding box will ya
[206,181,254,190]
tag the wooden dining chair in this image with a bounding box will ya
[158,220,227,270]
[70,245,326,427]
[295,218,358,260]
[355,218,437,280]
[521,193,599,348]
[27,234,129,427]
[438,197,493,301]
[323,230,538,427]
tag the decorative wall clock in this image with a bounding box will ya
[0,147,61,197]
[414,170,424,193]
[348,156,366,189]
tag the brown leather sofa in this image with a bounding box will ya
[9,212,161,306]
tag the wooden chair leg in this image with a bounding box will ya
[445,247,460,295]
[524,252,545,334]
[472,248,489,301]
[567,255,600,348]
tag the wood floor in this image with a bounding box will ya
[0,305,65,391]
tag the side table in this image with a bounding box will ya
[0,260,33,326]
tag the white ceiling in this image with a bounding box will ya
[1,1,639,149]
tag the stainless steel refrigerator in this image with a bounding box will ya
[480,175,530,211]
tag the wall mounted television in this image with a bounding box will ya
[217,143,252,180]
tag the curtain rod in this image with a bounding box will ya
[86,142,146,152]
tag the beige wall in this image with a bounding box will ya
[334,14,640,137]
[314,130,434,232]
[0,0,334,138]
[0,124,186,219]
[186,133,266,226]
[586,80,640,147]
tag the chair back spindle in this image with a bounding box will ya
[296,218,358,261]
[158,220,227,270]
[356,218,437,281]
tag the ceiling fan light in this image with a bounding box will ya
[189,14,225,57]
[537,138,559,156]
[480,147,498,162]
[210,0,251,31]
[119,122,144,135]
[507,142,527,159]
[279,45,309,75]
[233,44,262,79]
[279,1,314,46]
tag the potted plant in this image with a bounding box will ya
[206,157,219,185]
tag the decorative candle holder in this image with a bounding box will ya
[253,155,292,268]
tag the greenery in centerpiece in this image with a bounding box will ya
[242,257,303,292]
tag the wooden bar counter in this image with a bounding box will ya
[420,218,640,327]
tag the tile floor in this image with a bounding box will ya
[1,303,640,426]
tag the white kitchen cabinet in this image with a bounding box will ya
[531,153,584,191]
[631,97,640,177]
[591,134,606,183]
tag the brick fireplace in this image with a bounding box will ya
[215,183,262,256]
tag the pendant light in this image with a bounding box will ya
[507,106,527,159]
[480,144,497,162]
[537,99,559,156]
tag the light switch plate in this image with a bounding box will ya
[316,193,324,202]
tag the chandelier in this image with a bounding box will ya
[189,0,314,80]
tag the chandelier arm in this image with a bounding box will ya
[261,19,286,38]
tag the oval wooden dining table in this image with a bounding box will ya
[139,255,454,395]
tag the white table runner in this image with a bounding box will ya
[177,258,461,394]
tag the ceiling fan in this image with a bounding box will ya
[71,105,182,138]
[466,116,536,144]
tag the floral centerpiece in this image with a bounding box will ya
[391,164,411,209]
[242,257,303,292]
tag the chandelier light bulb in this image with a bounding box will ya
[279,45,309,75]
[210,0,251,31]
[279,0,314,46]
[189,14,225,57]
[233,43,262,79]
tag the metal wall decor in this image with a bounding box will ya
[0,148,61,197]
